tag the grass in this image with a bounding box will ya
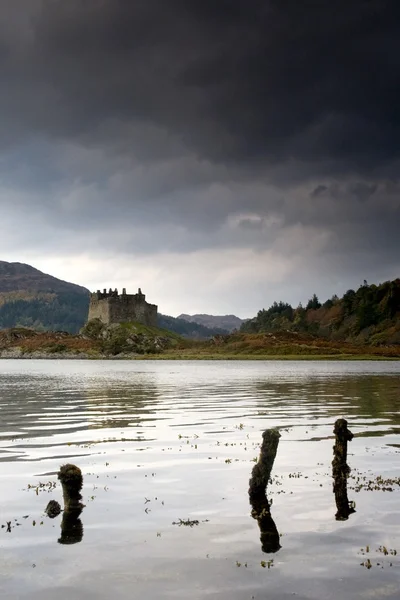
[1,326,399,360]
[115,321,183,343]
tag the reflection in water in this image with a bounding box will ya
[0,371,161,461]
[57,463,85,545]
[332,418,355,521]
[83,382,161,431]
[255,374,400,436]
[249,429,281,553]
[250,495,281,553]
[0,362,399,600]
[58,508,84,545]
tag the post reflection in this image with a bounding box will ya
[332,418,355,521]
[58,507,84,545]
[248,428,281,553]
[250,494,281,553]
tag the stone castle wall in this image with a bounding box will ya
[88,288,157,327]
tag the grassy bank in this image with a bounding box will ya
[0,327,399,360]
[161,331,400,360]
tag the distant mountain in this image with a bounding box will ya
[157,314,227,339]
[0,261,90,333]
[178,313,246,332]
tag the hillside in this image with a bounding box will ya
[158,314,228,338]
[161,331,400,360]
[0,320,183,358]
[2,326,398,360]
[241,279,400,346]
[0,261,226,338]
[0,261,90,333]
[178,313,245,332]
[0,261,88,294]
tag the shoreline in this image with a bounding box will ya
[0,350,399,361]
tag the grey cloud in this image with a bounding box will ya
[0,1,399,171]
[0,1,399,314]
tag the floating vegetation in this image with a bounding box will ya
[360,558,372,569]
[172,518,199,527]
[26,481,56,495]
[172,518,209,527]
[349,470,400,492]
[260,559,274,568]
[236,560,249,567]
[359,545,397,569]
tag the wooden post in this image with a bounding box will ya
[58,464,84,513]
[332,418,355,520]
[249,428,281,553]
[249,428,281,505]
[57,463,84,544]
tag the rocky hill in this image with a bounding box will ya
[0,261,90,333]
[0,320,180,358]
[178,313,245,332]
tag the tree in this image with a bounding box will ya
[306,294,321,310]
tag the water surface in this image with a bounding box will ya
[0,360,399,599]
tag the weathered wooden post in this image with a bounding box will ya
[58,464,84,513]
[249,428,281,553]
[332,418,355,521]
[57,463,84,544]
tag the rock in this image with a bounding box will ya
[45,500,62,518]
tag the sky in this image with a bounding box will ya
[0,0,399,317]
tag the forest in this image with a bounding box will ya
[241,279,400,345]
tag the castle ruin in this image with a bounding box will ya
[88,288,158,327]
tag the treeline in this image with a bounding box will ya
[241,279,400,345]
[0,292,89,334]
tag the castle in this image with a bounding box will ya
[88,287,158,327]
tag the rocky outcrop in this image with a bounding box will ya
[0,320,175,358]
[81,319,173,355]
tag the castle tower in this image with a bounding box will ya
[87,288,157,327]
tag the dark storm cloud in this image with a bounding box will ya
[0,0,399,171]
[0,0,399,313]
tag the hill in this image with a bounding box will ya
[157,314,228,339]
[2,325,398,360]
[0,261,90,333]
[240,279,400,346]
[178,313,245,332]
[161,331,400,360]
[0,320,183,358]
[0,261,227,338]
